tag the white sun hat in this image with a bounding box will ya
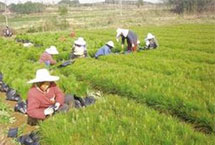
[74,37,86,46]
[27,68,59,84]
[106,41,114,48]
[45,46,59,55]
[116,28,129,38]
[145,33,155,40]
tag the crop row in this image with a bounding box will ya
[40,95,215,145]
[68,58,215,132]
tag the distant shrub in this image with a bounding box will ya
[27,17,70,33]
[58,6,68,16]
[9,2,45,14]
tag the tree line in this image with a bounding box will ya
[9,2,45,14]
[165,0,214,13]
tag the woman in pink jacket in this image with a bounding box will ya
[27,69,72,125]
[39,46,59,66]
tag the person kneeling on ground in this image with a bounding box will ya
[70,37,87,60]
[26,69,73,126]
[39,46,59,66]
[94,41,114,59]
[144,33,158,49]
[3,26,13,37]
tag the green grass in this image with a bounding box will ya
[40,95,215,145]
[0,98,12,124]
[0,24,214,144]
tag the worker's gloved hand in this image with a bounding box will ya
[132,43,135,47]
[44,107,54,116]
[54,102,60,111]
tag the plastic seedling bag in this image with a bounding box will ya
[14,100,27,114]
[6,88,21,101]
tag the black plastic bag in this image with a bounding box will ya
[74,95,86,107]
[8,128,18,138]
[17,131,40,145]
[0,72,3,81]
[84,96,96,106]
[57,60,75,68]
[6,88,21,101]
[14,101,27,114]
[0,82,10,92]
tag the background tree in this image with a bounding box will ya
[58,0,79,6]
[164,0,214,13]
[9,2,45,14]
[0,2,5,12]
[58,6,68,16]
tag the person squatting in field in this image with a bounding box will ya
[116,28,138,53]
[70,37,88,59]
[26,69,74,125]
[3,25,13,37]
[39,46,59,66]
[94,41,115,59]
[144,33,158,49]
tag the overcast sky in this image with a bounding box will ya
[0,0,162,5]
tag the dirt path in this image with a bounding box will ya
[0,93,37,145]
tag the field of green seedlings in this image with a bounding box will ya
[0,24,215,144]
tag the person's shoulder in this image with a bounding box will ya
[27,86,37,97]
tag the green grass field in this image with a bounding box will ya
[0,23,215,144]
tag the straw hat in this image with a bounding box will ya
[116,28,129,38]
[45,46,59,55]
[145,33,155,40]
[27,69,59,84]
[74,37,86,46]
[106,41,114,48]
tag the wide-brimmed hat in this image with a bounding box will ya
[145,33,155,40]
[74,37,86,46]
[45,46,59,55]
[116,28,129,38]
[106,41,114,48]
[27,69,59,84]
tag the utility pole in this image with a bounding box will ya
[4,0,8,26]
[119,0,122,16]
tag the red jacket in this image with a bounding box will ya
[39,52,56,65]
[27,83,64,119]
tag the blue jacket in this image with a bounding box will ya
[95,45,112,58]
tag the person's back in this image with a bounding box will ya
[39,46,58,66]
[39,52,56,66]
[70,37,87,59]
[95,41,114,59]
[116,28,138,52]
[3,26,13,37]
[145,33,158,49]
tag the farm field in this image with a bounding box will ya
[0,23,215,144]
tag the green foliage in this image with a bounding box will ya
[0,2,5,12]
[58,0,79,6]
[58,6,68,16]
[40,95,215,145]
[1,24,215,144]
[0,98,13,124]
[166,0,213,13]
[9,2,45,14]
